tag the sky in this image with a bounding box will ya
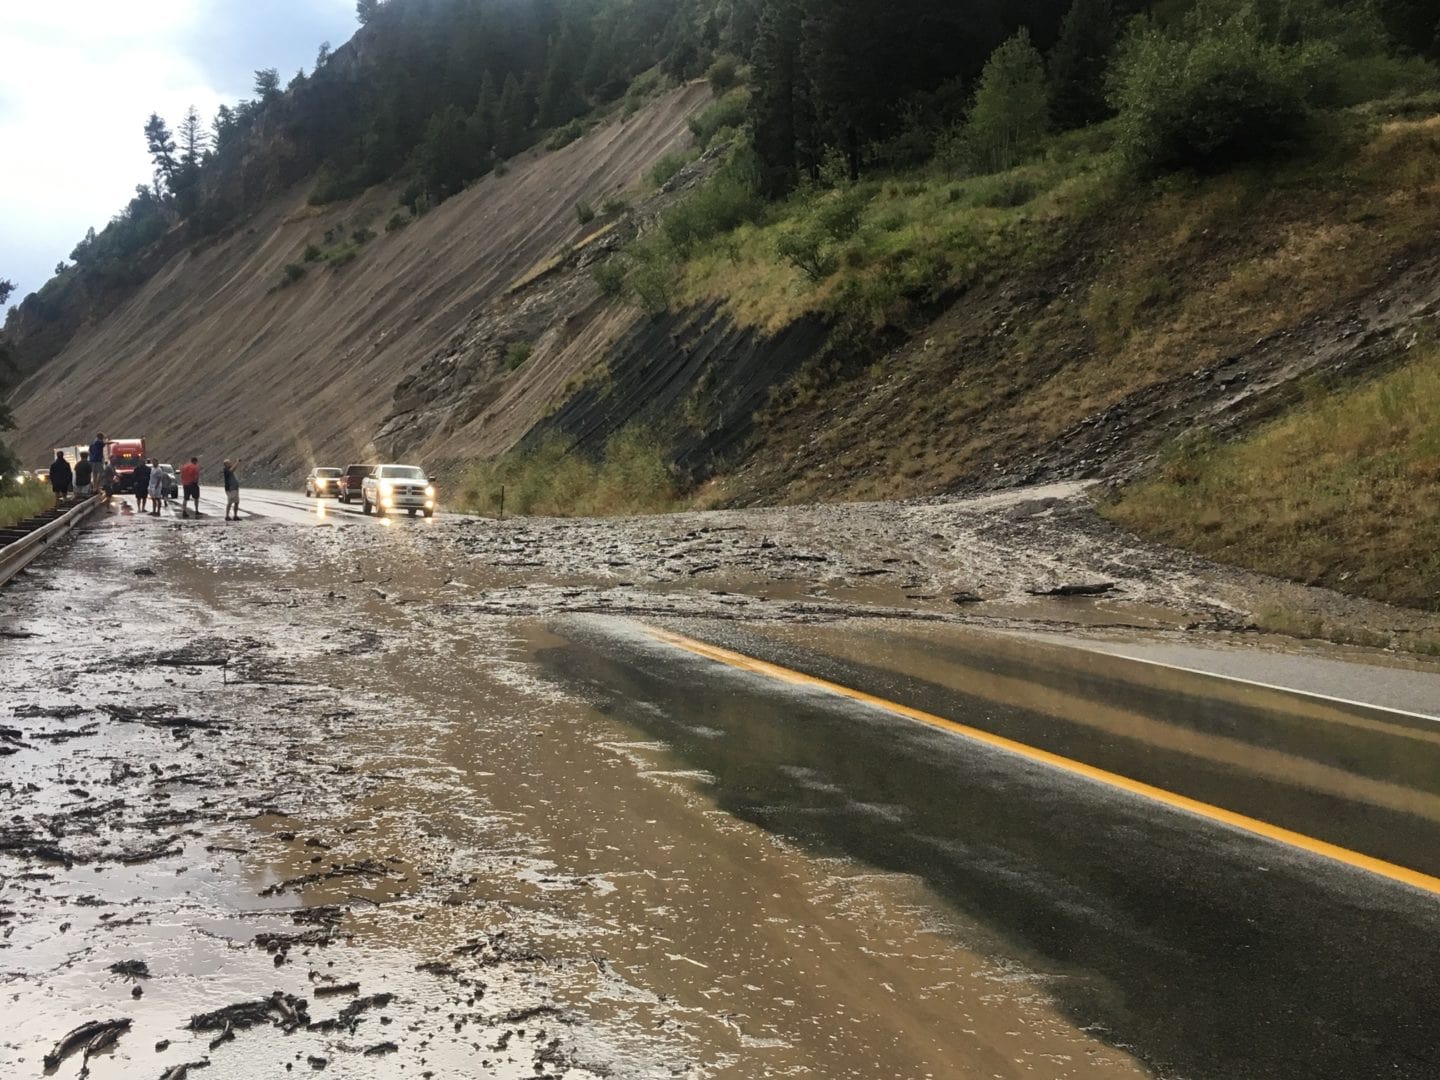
[0,0,359,305]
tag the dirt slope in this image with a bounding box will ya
[10,84,710,478]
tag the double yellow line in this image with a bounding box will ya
[646,626,1440,898]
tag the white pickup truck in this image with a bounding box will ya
[362,464,437,518]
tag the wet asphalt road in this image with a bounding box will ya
[547,619,1440,1080]
[4,500,1440,1079]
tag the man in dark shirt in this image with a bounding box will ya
[223,459,242,522]
[49,452,73,501]
[131,459,152,512]
[74,452,94,497]
[89,433,106,474]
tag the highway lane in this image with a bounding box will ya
[546,615,1440,1080]
[237,485,462,526]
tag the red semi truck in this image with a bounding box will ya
[106,438,146,493]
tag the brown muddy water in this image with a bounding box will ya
[2,513,1148,1078]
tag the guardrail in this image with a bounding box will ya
[0,496,103,589]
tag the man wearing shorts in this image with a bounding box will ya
[147,459,165,516]
[49,451,73,502]
[223,459,242,522]
[131,458,152,512]
[180,457,202,518]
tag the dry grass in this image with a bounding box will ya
[458,427,679,518]
[1107,342,1440,611]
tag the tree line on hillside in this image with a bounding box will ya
[8,0,1438,335]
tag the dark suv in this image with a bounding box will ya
[338,464,375,505]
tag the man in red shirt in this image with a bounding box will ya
[180,457,202,518]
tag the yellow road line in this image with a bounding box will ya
[646,626,1440,898]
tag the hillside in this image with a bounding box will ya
[6,0,1440,619]
[8,84,710,477]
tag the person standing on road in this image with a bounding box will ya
[131,458,152,512]
[49,451,73,502]
[222,459,242,522]
[74,452,94,498]
[180,457,202,519]
[101,459,117,503]
[90,433,106,469]
[147,460,165,517]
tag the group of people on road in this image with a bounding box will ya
[48,433,243,522]
[48,433,114,502]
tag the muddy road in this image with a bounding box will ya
[3,490,1440,1079]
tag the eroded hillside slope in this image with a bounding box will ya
[10,84,710,476]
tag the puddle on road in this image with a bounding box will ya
[2,510,1150,1078]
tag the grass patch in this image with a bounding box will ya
[1106,341,1440,610]
[458,428,678,518]
[676,146,1113,332]
[0,486,55,529]
[507,342,533,370]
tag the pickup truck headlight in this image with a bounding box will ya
[379,482,393,497]
[425,485,435,497]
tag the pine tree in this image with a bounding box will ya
[474,71,499,154]
[254,68,282,103]
[356,0,381,26]
[1048,0,1117,130]
[212,105,236,151]
[495,73,528,159]
[144,114,178,191]
[748,0,807,195]
[178,106,209,164]
[963,29,1050,174]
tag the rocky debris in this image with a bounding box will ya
[258,858,390,897]
[110,959,151,978]
[312,981,360,997]
[307,993,394,1034]
[1027,582,1117,597]
[43,1018,132,1069]
[158,1062,210,1080]
[189,992,310,1034]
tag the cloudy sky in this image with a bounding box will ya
[1,0,358,304]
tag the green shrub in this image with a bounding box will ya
[575,200,596,225]
[649,150,696,189]
[592,260,627,298]
[776,227,837,283]
[326,245,359,269]
[507,342,533,370]
[706,54,741,94]
[1107,5,1327,174]
[385,212,409,233]
[547,119,584,151]
[601,196,630,216]
[351,227,376,245]
[280,262,307,286]
[688,89,749,148]
[308,165,365,206]
[302,243,322,262]
[660,154,765,254]
[626,235,677,313]
[813,187,867,241]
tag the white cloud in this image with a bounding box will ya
[0,0,356,302]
